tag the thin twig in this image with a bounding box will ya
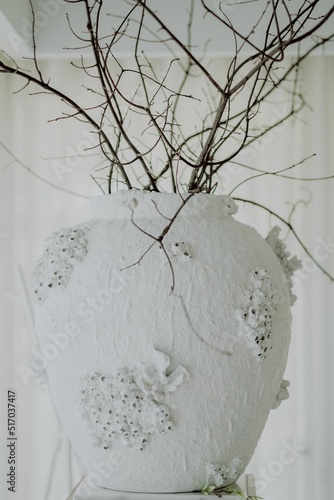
[234,197,334,282]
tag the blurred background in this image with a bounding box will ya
[0,1,333,499]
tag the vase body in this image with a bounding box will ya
[31,192,292,493]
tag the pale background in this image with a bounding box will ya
[0,1,334,499]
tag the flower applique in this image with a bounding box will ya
[266,226,302,306]
[221,196,238,216]
[136,349,189,399]
[272,379,290,409]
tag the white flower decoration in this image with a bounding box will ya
[266,226,302,306]
[272,379,290,409]
[221,196,238,216]
[135,349,189,401]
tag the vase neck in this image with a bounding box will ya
[90,191,238,220]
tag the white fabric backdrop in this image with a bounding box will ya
[0,56,333,500]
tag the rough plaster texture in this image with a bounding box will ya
[32,192,292,493]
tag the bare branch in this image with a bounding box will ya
[234,197,334,282]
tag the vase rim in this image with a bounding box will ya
[90,190,238,220]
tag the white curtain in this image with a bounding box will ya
[0,55,333,500]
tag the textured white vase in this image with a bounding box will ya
[30,192,298,493]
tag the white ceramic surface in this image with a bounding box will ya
[31,192,293,492]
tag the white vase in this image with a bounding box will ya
[30,191,295,493]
